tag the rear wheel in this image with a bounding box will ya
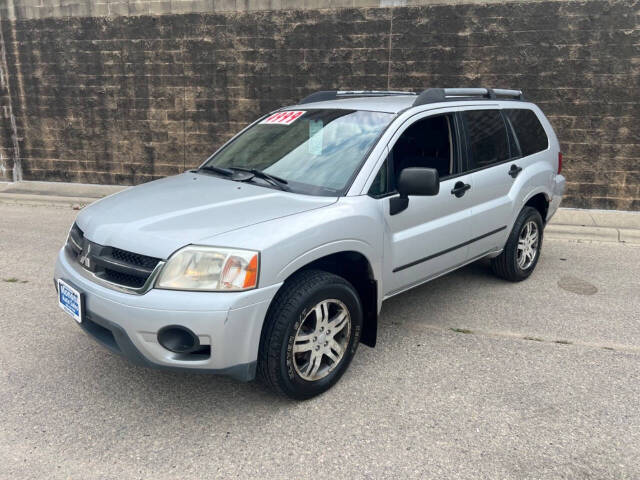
[258,270,362,400]
[491,206,544,282]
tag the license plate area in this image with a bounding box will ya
[57,279,83,323]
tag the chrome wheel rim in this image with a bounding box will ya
[517,220,539,270]
[292,299,351,382]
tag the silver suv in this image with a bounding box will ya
[55,88,566,399]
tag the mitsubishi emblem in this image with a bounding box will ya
[79,243,92,270]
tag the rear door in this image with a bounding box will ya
[460,108,518,258]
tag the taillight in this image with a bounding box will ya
[558,152,563,174]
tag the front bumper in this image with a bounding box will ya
[54,248,282,381]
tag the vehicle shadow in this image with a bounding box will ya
[378,258,500,326]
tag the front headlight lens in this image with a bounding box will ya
[156,246,259,291]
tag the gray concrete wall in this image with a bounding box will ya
[0,0,638,210]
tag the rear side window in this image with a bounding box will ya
[462,110,509,169]
[505,109,549,157]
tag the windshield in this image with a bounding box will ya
[202,109,394,196]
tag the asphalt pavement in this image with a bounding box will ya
[1,203,639,479]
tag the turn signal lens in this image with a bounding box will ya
[220,253,259,290]
[243,254,259,289]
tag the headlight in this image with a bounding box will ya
[156,246,259,291]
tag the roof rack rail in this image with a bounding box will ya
[299,90,416,105]
[413,88,524,106]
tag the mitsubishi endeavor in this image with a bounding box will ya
[55,88,566,399]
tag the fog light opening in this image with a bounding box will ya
[157,325,200,354]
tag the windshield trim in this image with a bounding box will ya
[199,108,398,197]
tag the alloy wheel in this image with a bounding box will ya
[517,220,539,270]
[292,299,351,381]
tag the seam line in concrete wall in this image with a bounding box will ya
[0,15,21,182]
[387,8,393,90]
[181,35,186,173]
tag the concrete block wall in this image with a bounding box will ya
[0,0,638,210]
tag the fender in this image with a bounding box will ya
[276,239,382,299]
[521,187,551,208]
[275,239,383,348]
[509,159,555,227]
[507,186,552,227]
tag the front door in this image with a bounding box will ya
[376,112,477,296]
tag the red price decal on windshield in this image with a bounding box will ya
[261,111,305,125]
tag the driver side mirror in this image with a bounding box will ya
[390,167,440,215]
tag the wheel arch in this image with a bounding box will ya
[271,246,380,348]
[522,190,550,224]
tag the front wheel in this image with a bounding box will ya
[258,270,362,400]
[491,206,544,282]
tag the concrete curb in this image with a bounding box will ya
[544,224,621,243]
[0,192,99,208]
[546,208,640,245]
[1,180,639,245]
[0,180,125,209]
[550,207,640,229]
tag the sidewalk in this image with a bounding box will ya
[0,180,125,206]
[546,208,640,245]
[1,180,639,245]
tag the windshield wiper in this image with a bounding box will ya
[197,165,235,177]
[228,167,289,191]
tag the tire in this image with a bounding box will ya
[491,206,544,282]
[258,270,362,400]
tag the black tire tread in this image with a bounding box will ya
[257,269,354,398]
[491,206,543,282]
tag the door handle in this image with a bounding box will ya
[451,181,471,198]
[509,164,523,178]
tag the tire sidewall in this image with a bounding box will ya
[510,208,544,279]
[279,281,362,398]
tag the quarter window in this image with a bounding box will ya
[368,158,389,197]
[462,110,509,169]
[505,109,549,157]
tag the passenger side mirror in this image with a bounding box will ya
[390,167,440,215]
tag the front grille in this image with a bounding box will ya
[102,269,147,289]
[66,223,162,290]
[111,247,160,270]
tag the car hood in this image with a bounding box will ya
[76,172,337,259]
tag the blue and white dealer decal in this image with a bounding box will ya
[58,279,82,323]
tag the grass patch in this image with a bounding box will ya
[450,328,473,334]
[2,278,27,283]
[602,346,615,351]
[554,339,572,345]
[523,336,544,342]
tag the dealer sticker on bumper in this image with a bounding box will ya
[57,279,82,323]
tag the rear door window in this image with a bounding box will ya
[462,110,510,170]
[504,109,549,157]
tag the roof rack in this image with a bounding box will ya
[413,88,524,106]
[299,90,416,105]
